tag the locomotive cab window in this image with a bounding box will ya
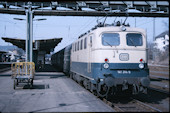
[102,33,120,46]
[126,33,143,46]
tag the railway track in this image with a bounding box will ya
[70,77,165,112]
[148,65,169,94]
[102,85,169,112]
[102,98,162,112]
[68,63,169,112]
[149,84,169,94]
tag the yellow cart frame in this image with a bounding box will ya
[11,62,35,89]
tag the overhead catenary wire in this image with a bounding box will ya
[0,19,25,31]
[0,21,25,38]
[71,17,97,40]
[136,19,154,27]
[61,17,97,52]
[53,17,97,52]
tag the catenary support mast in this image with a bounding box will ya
[26,2,33,62]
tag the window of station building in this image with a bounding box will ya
[126,33,143,46]
[84,38,87,49]
[75,43,77,51]
[90,36,92,47]
[72,44,74,52]
[80,39,83,50]
[79,41,81,50]
[102,33,120,46]
[77,41,79,51]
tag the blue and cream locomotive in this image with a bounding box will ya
[51,22,150,97]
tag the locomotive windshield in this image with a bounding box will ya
[102,33,120,46]
[126,33,143,46]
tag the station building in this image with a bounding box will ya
[1,37,62,69]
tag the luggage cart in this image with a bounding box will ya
[11,62,35,89]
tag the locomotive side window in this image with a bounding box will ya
[126,34,143,46]
[102,33,120,46]
[84,38,87,49]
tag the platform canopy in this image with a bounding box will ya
[1,37,62,54]
[0,1,169,17]
[0,51,7,53]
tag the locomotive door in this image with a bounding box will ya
[87,36,92,73]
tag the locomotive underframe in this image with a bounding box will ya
[70,70,150,97]
[97,76,150,95]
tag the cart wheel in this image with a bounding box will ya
[31,79,33,85]
[13,79,16,89]
[30,84,33,88]
[27,81,30,89]
[30,79,33,88]
[16,79,18,85]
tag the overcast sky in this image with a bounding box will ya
[0,13,169,52]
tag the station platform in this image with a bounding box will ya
[0,63,169,112]
[0,72,114,112]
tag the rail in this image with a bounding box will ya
[148,64,169,68]
[102,98,162,112]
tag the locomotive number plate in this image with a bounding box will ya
[117,70,131,74]
[119,53,129,61]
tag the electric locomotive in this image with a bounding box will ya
[52,22,150,97]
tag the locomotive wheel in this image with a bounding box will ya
[69,73,73,79]
[92,90,98,96]
[83,79,87,89]
[97,84,110,97]
[73,73,76,81]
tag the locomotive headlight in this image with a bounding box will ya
[139,63,144,69]
[104,63,109,69]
